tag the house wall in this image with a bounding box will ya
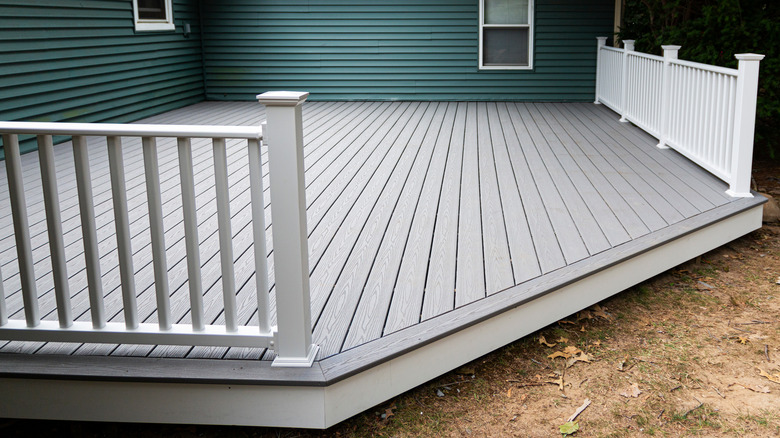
[0,0,205,154]
[201,0,614,101]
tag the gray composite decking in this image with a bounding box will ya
[0,100,752,364]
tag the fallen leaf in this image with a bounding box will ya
[591,340,601,347]
[548,351,569,360]
[507,388,512,397]
[557,337,570,344]
[380,404,396,423]
[559,421,579,436]
[577,310,593,320]
[558,320,577,325]
[539,335,557,348]
[566,352,591,369]
[738,336,750,345]
[549,346,582,360]
[620,382,642,398]
[758,368,780,384]
[580,325,586,332]
[591,304,612,320]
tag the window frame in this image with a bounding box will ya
[133,0,175,32]
[478,0,534,70]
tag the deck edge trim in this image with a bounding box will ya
[318,194,766,382]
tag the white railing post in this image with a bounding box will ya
[619,39,635,122]
[657,45,681,149]
[726,53,764,197]
[594,37,608,104]
[256,91,319,367]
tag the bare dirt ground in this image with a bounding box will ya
[2,161,779,438]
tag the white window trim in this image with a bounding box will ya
[133,0,175,32]
[479,0,534,70]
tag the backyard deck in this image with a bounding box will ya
[0,100,765,427]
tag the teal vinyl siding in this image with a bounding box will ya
[201,0,614,101]
[0,0,205,154]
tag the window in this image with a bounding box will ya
[479,0,534,69]
[133,0,175,32]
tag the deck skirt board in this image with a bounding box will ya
[0,101,761,363]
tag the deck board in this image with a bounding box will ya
[335,102,440,346]
[420,102,467,320]
[477,102,515,294]
[487,103,540,284]
[383,102,457,333]
[0,100,751,361]
[455,102,486,306]
[506,103,590,264]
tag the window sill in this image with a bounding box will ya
[478,65,534,70]
[135,21,176,32]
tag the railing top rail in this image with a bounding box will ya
[600,46,622,53]
[0,121,263,140]
[626,50,664,62]
[669,57,738,76]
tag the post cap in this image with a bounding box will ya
[661,45,681,51]
[256,91,310,107]
[735,53,765,61]
[622,39,635,50]
[596,36,608,42]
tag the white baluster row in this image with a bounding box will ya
[594,38,763,197]
[0,92,318,366]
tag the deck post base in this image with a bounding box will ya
[272,344,320,368]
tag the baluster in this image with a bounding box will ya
[619,40,634,121]
[142,136,171,330]
[248,136,271,333]
[177,137,204,331]
[594,37,607,104]
[212,137,237,332]
[37,134,72,328]
[724,76,737,174]
[2,133,39,327]
[107,135,138,329]
[72,135,105,328]
[704,72,715,166]
[684,67,694,153]
[713,74,725,172]
[0,264,6,326]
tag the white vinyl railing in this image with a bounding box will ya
[595,37,764,197]
[0,91,318,367]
